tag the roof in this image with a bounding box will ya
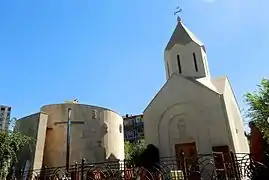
[143,74,220,114]
[165,21,205,52]
[123,114,143,120]
[40,103,121,117]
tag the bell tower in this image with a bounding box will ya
[164,13,210,80]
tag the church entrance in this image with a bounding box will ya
[175,142,200,180]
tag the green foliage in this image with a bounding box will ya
[124,141,132,160]
[0,118,33,178]
[0,129,32,162]
[124,140,146,165]
[245,78,269,141]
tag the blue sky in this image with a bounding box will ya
[0,0,268,119]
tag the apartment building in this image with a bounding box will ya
[0,105,11,130]
[123,114,144,142]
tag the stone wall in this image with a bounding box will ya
[40,103,124,168]
[16,112,48,172]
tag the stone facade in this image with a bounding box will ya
[16,103,124,169]
[143,19,249,158]
[16,112,48,172]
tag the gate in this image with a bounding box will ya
[9,152,269,180]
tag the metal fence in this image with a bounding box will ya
[8,152,269,180]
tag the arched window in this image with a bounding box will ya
[193,53,198,72]
[177,54,182,74]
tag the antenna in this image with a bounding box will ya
[174,6,182,22]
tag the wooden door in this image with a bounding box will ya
[212,145,234,179]
[175,142,200,180]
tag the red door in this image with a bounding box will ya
[175,142,200,180]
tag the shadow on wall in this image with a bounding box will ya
[93,140,106,162]
[13,139,37,179]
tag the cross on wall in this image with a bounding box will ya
[54,109,85,172]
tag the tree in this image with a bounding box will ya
[245,78,269,141]
[124,140,146,165]
[0,118,33,179]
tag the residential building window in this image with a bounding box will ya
[177,54,182,73]
[6,113,10,120]
[1,107,5,111]
[193,53,198,72]
[136,117,141,123]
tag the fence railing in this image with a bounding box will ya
[7,152,269,180]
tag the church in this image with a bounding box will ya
[15,102,125,174]
[143,17,249,159]
[13,15,251,180]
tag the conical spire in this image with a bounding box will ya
[165,20,205,52]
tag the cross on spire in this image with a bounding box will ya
[174,6,182,22]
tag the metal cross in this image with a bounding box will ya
[54,108,85,172]
[174,6,182,22]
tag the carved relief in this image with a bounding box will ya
[101,123,108,134]
[92,109,97,119]
[177,119,186,137]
